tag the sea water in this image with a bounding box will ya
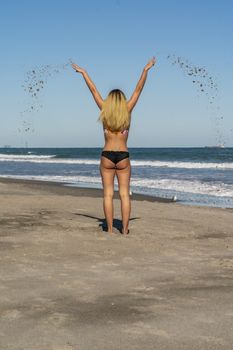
[0,147,233,208]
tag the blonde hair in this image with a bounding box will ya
[98,89,131,132]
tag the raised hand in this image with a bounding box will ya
[144,56,156,71]
[71,62,86,74]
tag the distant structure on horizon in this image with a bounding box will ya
[3,145,11,148]
[205,144,225,149]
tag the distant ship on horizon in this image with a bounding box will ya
[205,144,225,149]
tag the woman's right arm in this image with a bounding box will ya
[127,57,156,112]
[71,63,103,110]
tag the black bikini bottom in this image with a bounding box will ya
[101,150,130,165]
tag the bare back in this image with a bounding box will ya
[102,127,129,152]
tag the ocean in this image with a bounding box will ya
[0,147,233,208]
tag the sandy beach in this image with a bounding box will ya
[0,177,233,350]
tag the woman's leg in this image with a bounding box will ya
[100,157,116,233]
[116,159,131,234]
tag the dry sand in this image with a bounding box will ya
[0,178,233,350]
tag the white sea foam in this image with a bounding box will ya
[0,154,99,164]
[0,154,55,160]
[130,178,233,198]
[0,154,233,169]
[0,175,102,185]
[1,174,233,198]
[131,160,233,169]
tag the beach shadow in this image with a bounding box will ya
[73,213,140,233]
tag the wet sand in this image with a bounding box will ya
[0,178,233,350]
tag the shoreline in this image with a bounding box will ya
[0,176,174,203]
[1,176,232,210]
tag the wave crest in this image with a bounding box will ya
[0,154,233,169]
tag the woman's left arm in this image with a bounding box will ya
[72,63,103,110]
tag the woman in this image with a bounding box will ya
[72,57,156,234]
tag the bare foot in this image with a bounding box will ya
[122,229,130,235]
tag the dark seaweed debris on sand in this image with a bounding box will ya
[19,61,71,133]
[167,54,225,145]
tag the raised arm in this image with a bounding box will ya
[71,63,103,110]
[127,57,156,113]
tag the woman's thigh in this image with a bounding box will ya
[116,160,131,194]
[100,158,116,195]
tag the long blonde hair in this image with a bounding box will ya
[98,89,131,132]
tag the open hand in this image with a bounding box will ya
[144,56,156,71]
[71,62,85,74]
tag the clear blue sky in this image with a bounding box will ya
[0,0,232,147]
